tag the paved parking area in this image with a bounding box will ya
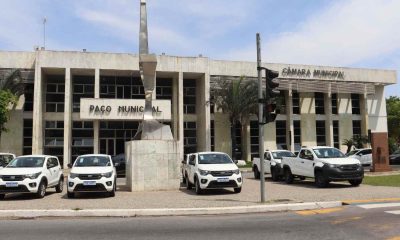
[1,173,399,210]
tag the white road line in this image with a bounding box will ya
[385,210,400,215]
[357,203,400,209]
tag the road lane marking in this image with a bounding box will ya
[386,236,400,240]
[296,207,343,216]
[331,216,362,225]
[357,203,400,209]
[385,210,400,215]
[343,198,400,204]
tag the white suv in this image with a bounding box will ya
[0,155,64,199]
[185,152,243,194]
[67,154,117,198]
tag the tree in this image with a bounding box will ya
[211,77,258,160]
[342,135,369,153]
[342,138,354,154]
[387,96,400,149]
[0,69,23,139]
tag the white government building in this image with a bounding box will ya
[0,50,397,168]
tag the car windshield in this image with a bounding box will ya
[272,151,296,159]
[198,153,233,164]
[74,156,111,167]
[312,148,345,158]
[7,157,45,168]
[345,150,359,156]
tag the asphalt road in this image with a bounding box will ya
[1,202,399,240]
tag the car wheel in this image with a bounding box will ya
[253,167,260,179]
[349,179,362,187]
[234,187,242,193]
[67,191,75,198]
[315,171,329,188]
[195,178,203,195]
[0,194,5,200]
[109,182,116,197]
[186,176,192,190]
[271,168,279,181]
[55,177,64,193]
[36,181,47,198]
[284,168,294,184]
[182,173,186,184]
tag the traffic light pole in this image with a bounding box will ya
[256,33,266,203]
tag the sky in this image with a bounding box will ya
[0,0,399,97]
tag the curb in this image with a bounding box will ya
[0,201,342,218]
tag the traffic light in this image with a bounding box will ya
[259,67,280,124]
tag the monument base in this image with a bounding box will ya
[125,140,180,191]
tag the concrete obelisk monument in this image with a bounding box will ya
[125,0,180,191]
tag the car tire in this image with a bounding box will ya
[271,167,279,181]
[67,191,75,198]
[284,168,294,184]
[109,182,116,197]
[253,167,260,179]
[195,178,203,195]
[349,179,362,187]
[186,176,192,190]
[182,173,187,184]
[315,171,329,188]
[36,181,47,198]
[234,187,242,193]
[0,194,5,200]
[55,177,64,193]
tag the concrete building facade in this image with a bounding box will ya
[0,50,397,168]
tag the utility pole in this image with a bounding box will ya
[43,17,47,49]
[256,33,266,202]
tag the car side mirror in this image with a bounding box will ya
[233,159,238,164]
[67,163,72,168]
[114,162,120,167]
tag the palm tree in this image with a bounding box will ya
[342,138,354,154]
[211,76,258,159]
[0,69,24,139]
[352,135,369,149]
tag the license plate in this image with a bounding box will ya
[5,182,18,187]
[217,178,229,182]
[83,181,96,186]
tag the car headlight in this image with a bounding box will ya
[233,169,240,175]
[24,172,41,179]
[199,169,209,176]
[69,173,78,179]
[101,171,113,178]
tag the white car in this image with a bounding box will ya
[0,153,16,168]
[67,154,117,198]
[185,152,242,194]
[0,155,64,199]
[252,150,296,181]
[346,148,372,166]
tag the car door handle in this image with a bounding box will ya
[301,161,304,163]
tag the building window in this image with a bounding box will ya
[44,120,64,166]
[23,83,34,111]
[276,91,286,114]
[276,120,287,149]
[351,94,361,115]
[73,76,94,112]
[184,121,197,154]
[315,92,325,114]
[45,75,65,112]
[156,78,172,100]
[331,93,338,114]
[184,79,196,114]
[234,121,242,159]
[333,120,339,149]
[99,121,139,157]
[23,119,33,155]
[72,121,94,163]
[211,120,215,151]
[353,120,361,136]
[294,120,301,152]
[100,76,144,99]
[292,91,300,114]
[316,120,326,146]
[250,121,259,158]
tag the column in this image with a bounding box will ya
[178,72,184,159]
[241,121,251,162]
[63,68,72,168]
[32,51,43,154]
[196,73,211,152]
[324,90,334,146]
[338,93,353,152]
[93,68,100,154]
[360,92,369,143]
[300,92,317,146]
[286,89,294,152]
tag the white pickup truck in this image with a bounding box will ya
[281,146,364,188]
[252,150,296,181]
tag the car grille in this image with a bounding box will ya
[0,185,30,193]
[77,174,102,180]
[207,180,238,188]
[73,184,107,192]
[339,164,359,171]
[1,175,24,181]
[210,171,234,177]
